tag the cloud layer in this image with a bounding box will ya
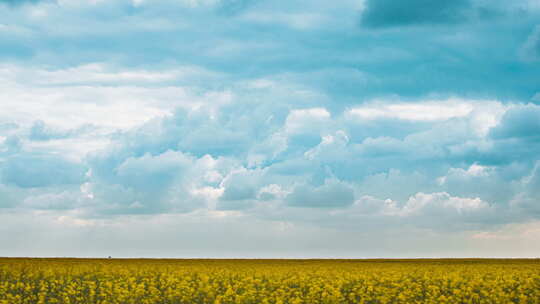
[0,0,539,257]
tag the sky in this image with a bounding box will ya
[1,0,540,258]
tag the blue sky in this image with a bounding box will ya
[1,0,540,258]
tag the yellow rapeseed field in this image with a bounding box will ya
[0,258,539,304]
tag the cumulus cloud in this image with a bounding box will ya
[1,95,538,226]
[489,104,540,139]
[218,167,264,210]
[401,192,488,216]
[115,151,192,191]
[86,149,232,215]
[286,179,355,208]
[436,164,513,205]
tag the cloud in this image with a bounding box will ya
[216,0,258,15]
[29,120,94,141]
[347,101,473,121]
[86,149,229,215]
[360,0,472,28]
[114,151,192,192]
[0,135,22,153]
[1,154,86,188]
[436,163,513,205]
[524,162,540,197]
[0,122,18,132]
[348,191,493,229]
[21,190,83,210]
[2,96,535,227]
[489,104,540,140]
[520,25,540,61]
[286,179,355,208]
[220,185,255,201]
[356,169,433,203]
[217,167,264,210]
[0,0,48,6]
[0,0,539,256]
[401,192,488,216]
[284,108,331,133]
[510,161,540,216]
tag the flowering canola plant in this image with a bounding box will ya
[0,258,539,304]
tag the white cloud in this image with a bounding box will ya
[438,163,493,186]
[257,184,288,201]
[352,195,400,215]
[348,99,474,121]
[285,107,331,134]
[401,192,488,216]
[0,63,226,131]
[287,107,330,120]
[304,130,348,160]
[16,63,221,86]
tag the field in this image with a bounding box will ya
[0,258,539,304]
